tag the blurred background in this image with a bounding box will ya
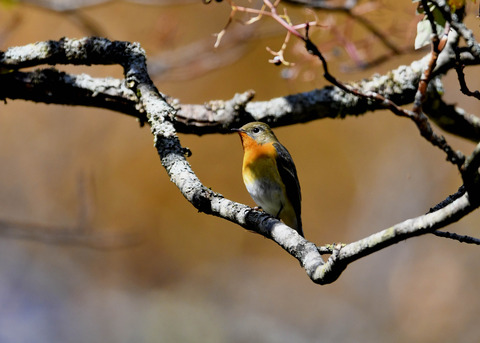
[0,1,480,342]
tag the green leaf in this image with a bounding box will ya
[414,6,447,49]
[415,19,433,49]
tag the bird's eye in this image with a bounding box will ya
[252,127,260,134]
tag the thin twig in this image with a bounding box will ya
[284,0,402,55]
[433,230,480,245]
[301,25,464,166]
[455,62,480,100]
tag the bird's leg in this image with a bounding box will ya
[275,203,284,218]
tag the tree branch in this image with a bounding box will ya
[0,68,143,119]
[3,50,472,135]
[314,190,477,283]
[1,37,479,284]
[432,230,480,245]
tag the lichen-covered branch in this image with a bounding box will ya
[1,36,480,284]
[312,190,477,284]
[3,46,479,140]
[0,68,142,119]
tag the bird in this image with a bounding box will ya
[233,122,303,237]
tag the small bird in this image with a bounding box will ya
[233,122,303,237]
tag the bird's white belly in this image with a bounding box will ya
[245,177,284,216]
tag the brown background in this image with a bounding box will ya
[0,1,480,342]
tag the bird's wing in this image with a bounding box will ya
[273,142,302,224]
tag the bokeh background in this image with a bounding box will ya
[1,1,480,342]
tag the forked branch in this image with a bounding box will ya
[1,37,480,284]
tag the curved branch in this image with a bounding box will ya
[1,37,479,285]
[423,89,480,142]
[312,191,477,284]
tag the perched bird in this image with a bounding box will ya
[233,122,303,237]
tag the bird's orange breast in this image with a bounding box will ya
[240,134,279,180]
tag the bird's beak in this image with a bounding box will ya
[232,128,247,145]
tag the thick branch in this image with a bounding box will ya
[176,55,428,132]
[2,37,479,140]
[0,68,142,119]
[0,52,443,132]
[1,37,479,285]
